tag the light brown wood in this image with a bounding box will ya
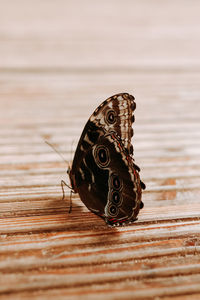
[1,1,200,299]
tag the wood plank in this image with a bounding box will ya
[0,0,200,299]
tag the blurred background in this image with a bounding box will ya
[1,0,200,69]
[1,0,200,154]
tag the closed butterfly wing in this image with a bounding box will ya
[68,93,145,226]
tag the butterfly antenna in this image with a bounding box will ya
[45,140,70,168]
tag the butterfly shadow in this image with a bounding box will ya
[61,194,123,243]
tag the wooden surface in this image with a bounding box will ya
[1,1,200,299]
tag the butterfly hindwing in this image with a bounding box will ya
[74,131,142,226]
[71,92,136,171]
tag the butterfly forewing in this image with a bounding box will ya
[90,93,136,154]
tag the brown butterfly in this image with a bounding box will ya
[67,93,145,226]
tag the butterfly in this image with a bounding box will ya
[67,93,145,226]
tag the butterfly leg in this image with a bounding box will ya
[69,189,72,214]
[61,180,73,213]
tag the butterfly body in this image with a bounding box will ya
[69,93,145,226]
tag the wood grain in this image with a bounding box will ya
[0,0,200,299]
